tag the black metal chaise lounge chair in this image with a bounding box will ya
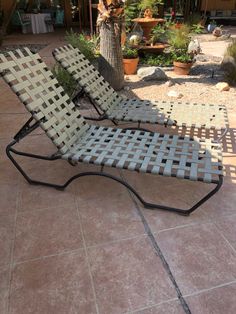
[53,45,228,139]
[0,48,223,215]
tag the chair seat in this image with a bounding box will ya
[62,125,223,184]
[107,99,227,129]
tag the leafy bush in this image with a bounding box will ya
[191,24,204,34]
[140,53,174,66]
[139,0,163,13]
[65,30,96,61]
[226,39,236,60]
[150,25,169,45]
[52,65,77,99]
[123,46,139,59]
[124,0,140,32]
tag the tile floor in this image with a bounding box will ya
[0,30,236,314]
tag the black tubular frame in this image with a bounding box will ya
[5,117,223,216]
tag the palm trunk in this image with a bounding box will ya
[99,17,124,91]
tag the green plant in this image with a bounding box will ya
[122,46,139,59]
[168,24,193,63]
[191,24,204,34]
[124,0,140,32]
[139,0,163,14]
[150,24,169,44]
[52,65,77,98]
[173,51,193,63]
[140,53,174,66]
[65,30,96,61]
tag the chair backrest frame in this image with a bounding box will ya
[53,45,124,114]
[0,48,89,155]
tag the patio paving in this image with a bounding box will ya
[0,31,236,314]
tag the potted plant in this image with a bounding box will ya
[122,46,139,75]
[168,25,194,75]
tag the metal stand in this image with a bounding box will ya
[6,118,223,216]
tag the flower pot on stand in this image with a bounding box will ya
[123,58,139,75]
[173,61,193,75]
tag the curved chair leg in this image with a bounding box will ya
[6,141,223,216]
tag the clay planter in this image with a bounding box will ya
[173,61,193,75]
[123,58,139,75]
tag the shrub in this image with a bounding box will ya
[52,65,77,99]
[150,24,169,45]
[65,30,96,61]
[140,53,174,66]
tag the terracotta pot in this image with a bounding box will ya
[173,61,193,75]
[123,58,139,75]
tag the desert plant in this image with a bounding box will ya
[52,65,77,98]
[168,24,193,63]
[65,30,96,61]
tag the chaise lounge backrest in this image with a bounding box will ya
[0,48,89,154]
[53,44,124,114]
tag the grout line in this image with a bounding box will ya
[12,248,85,266]
[119,170,192,314]
[183,279,236,298]
[85,233,147,249]
[74,189,100,314]
[214,223,236,256]
[125,297,179,314]
[6,181,21,314]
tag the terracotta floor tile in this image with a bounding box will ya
[14,206,83,262]
[88,236,176,314]
[79,195,145,247]
[157,223,236,295]
[200,179,236,218]
[0,184,18,216]
[18,183,76,213]
[0,265,10,314]
[0,214,15,267]
[0,113,30,140]
[9,251,96,314]
[215,214,236,251]
[186,282,236,314]
[134,300,185,314]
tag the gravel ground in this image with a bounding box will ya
[120,56,236,115]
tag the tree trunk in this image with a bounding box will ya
[99,17,124,91]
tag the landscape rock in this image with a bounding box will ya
[167,90,183,98]
[137,67,168,81]
[215,82,230,91]
[165,79,175,87]
[188,39,201,55]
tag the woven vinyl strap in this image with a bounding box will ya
[110,99,228,129]
[0,48,89,154]
[54,45,228,130]
[53,45,123,113]
[63,125,223,184]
